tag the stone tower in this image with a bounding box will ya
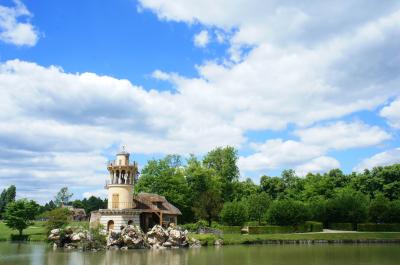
[106,147,138,209]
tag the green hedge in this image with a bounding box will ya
[248,225,291,234]
[329,223,354,231]
[357,223,400,232]
[248,221,323,234]
[10,234,30,241]
[219,226,242,234]
[304,221,323,232]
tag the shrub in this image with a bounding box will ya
[329,222,354,231]
[10,234,30,241]
[304,221,323,232]
[219,226,242,234]
[308,199,327,224]
[383,200,400,223]
[248,225,295,234]
[220,201,248,226]
[357,223,400,232]
[326,188,368,226]
[45,208,71,232]
[369,193,389,223]
[244,193,271,225]
[266,200,309,226]
[180,220,208,231]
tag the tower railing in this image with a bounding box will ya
[109,201,133,209]
[107,160,137,167]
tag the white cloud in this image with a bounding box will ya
[83,189,107,199]
[0,0,39,46]
[151,69,171,80]
[295,156,340,177]
[380,99,400,129]
[193,30,209,47]
[354,148,400,172]
[295,121,391,150]
[239,121,390,174]
[2,1,400,200]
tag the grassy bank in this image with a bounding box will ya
[0,221,89,241]
[0,221,47,241]
[191,232,400,246]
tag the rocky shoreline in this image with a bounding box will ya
[48,224,201,251]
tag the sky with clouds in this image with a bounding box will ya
[0,0,399,203]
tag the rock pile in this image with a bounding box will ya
[49,224,200,250]
[107,224,200,249]
[107,225,147,249]
[48,226,105,251]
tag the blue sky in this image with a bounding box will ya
[0,0,399,203]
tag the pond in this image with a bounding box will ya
[0,242,399,265]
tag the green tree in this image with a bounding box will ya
[192,188,222,227]
[231,178,260,201]
[260,176,285,199]
[54,187,73,207]
[4,199,39,236]
[45,207,71,231]
[0,185,16,218]
[220,201,248,226]
[383,200,400,223]
[267,200,309,226]
[308,198,328,224]
[369,193,389,223]
[135,155,192,222]
[245,192,271,224]
[326,188,369,226]
[203,146,239,201]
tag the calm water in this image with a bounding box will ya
[0,242,399,265]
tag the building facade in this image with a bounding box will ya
[90,149,181,232]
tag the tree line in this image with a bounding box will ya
[135,146,400,227]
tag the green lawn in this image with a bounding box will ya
[0,221,89,241]
[0,221,47,241]
[191,232,400,246]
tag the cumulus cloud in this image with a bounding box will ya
[2,1,400,200]
[295,156,340,177]
[193,30,209,47]
[380,99,400,129]
[238,121,390,174]
[354,148,400,172]
[295,121,391,150]
[0,0,39,46]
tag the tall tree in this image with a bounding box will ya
[245,192,271,225]
[186,156,223,225]
[135,155,192,222]
[0,185,16,218]
[203,146,239,201]
[54,187,73,207]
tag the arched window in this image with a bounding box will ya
[107,220,114,231]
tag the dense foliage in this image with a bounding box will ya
[0,185,16,218]
[220,201,248,226]
[135,146,400,227]
[3,146,400,229]
[267,200,309,226]
[72,196,107,214]
[45,207,71,232]
[4,199,39,235]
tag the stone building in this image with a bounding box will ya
[90,149,181,232]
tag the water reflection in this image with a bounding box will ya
[1,242,400,265]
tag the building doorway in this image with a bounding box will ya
[107,220,114,231]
